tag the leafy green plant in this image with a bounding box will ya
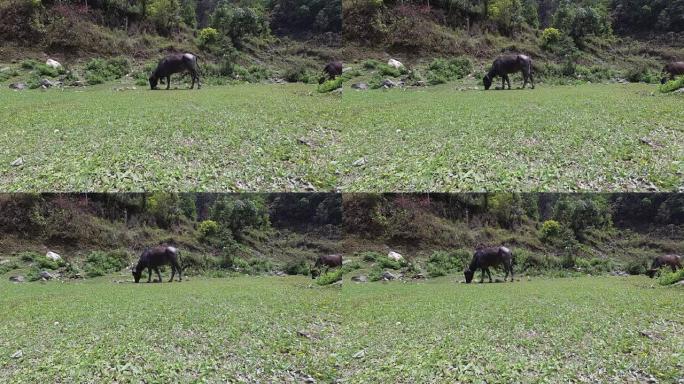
[315,269,343,285]
[83,250,130,278]
[317,77,343,93]
[657,268,684,286]
[659,76,684,93]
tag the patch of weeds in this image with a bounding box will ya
[83,249,130,278]
[426,249,469,277]
[317,77,343,93]
[426,57,472,85]
[315,269,343,285]
[284,259,310,275]
[84,57,130,85]
[359,251,383,262]
[368,265,383,282]
[660,76,684,93]
[657,268,684,286]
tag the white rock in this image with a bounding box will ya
[387,58,404,69]
[46,251,61,261]
[45,58,62,69]
[11,350,22,359]
[388,251,403,261]
[353,350,365,359]
[352,157,367,167]
[10,157,24,167]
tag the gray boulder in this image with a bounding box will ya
[9,83,27,90]
[351,82,368,90]
[351,275,368,283]
[381,271,397,281]
[9,275,25,283]
[39,271,54,280]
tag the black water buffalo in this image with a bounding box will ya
[483,54,534,90]
[132,245,183,283]
[318,61,343,84]
[646,254,682,278]
[464,246,514,283]
[149,53,201,90]
[311,254,343,278]
[661,61,684,84]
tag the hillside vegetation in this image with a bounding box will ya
[342,0,684,86]
[1,193,682,285]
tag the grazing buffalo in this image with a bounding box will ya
[149,53,201,90]
[132,245,183,283]
[646,254,682,278]
[661,61,684,84]
[311,254,343,278]
[319,61,343,84]
[483,54,534,90]
[464,246,514,283]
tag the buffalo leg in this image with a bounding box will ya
[190,71,195,89]
[510,264,514,282]
[486,268,493,283]
[155,267,162,283]
[504,266,509,281]
[166,76,171,90]
[505,75,512,90]
[147,267,152,283]
[169,265,176,282]
[501,76,506,90]
[480,268,485,283]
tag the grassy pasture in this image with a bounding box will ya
[1,83,682,191]
[1,275,682,382]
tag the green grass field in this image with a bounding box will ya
[1,276,682,382]
[1,83,682,191]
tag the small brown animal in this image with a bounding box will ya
[646,254,682,278]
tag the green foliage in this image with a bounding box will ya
[426,57,472,85]
[552,2,611,45]
[211,4,268,47]
[198,220,220,239]
[626,258,648,275]
[659,76,684,93]
[359,251,382,262]
[84,57,130,85]
[377,257,402,270]
[488,0,526,35]
[368,265,383,282]
[341,261,361,274]
[426,249,470,277]
[657,268,684,286]
[147,193,183,228]
[283,60,316,83]
[541,27,562,46]
[315,268,343,285]
[148,0,183,35]
[83,250,130,278]
[377,63,406,77]
[624,64,660,83]
[284,259,310,275]
[197,27,219,47]
[362,59,381,70]
[317,77,343,93]
[539,220,562,242]
[210,196,270,238]
[19,251,40,262]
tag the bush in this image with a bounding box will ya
[0,261,20,274]
[368,265,384,282]
[378,63,405,77]
[19,251,40,262]
[198,220,220,238]
[341,261,361,274]
[198,27,219,47]
[84,57,130,85]
[316,269,343,285]
[283,61,315,83]
[539,220,562,242]
[426,57,472,85]
[541,27,562,47]
[659,76,684,93]
[624,64,659,84]
[657,268,684,286]
[359,251,382,262]
[626,259,648,275]
[83,250,130,278]
[426,249,470,277]
[362,59,381,70]
[284,259,310,275]
[377,257,402,270]
[317,77,343,93]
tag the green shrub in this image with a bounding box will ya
[317,77,343,93]
[284,259,310,275]
[341,261,361,274]
[541,27,562,47]
[362,59,381,70]
[84,57,130,85]
[19,251,40,262]
[0,261,20,274]
[626,259,648,275]
[659,76,684,93]
[316,269,343,285]
[198,220,220,238]
[20,59,39,70]
[657,268,684,286]
[359,251,383,262]
[624,64,659,84]
[37,257,64,270]
[368,265,383,282]
[539,220,562,242]
[234,65,270,83]
[426,57,472,85]
[426,249,470,277]
[283,62,315,83]
[378,257,402,270]
[198,27,219,47]
[378,63,405,77]
[83,250,130,278]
